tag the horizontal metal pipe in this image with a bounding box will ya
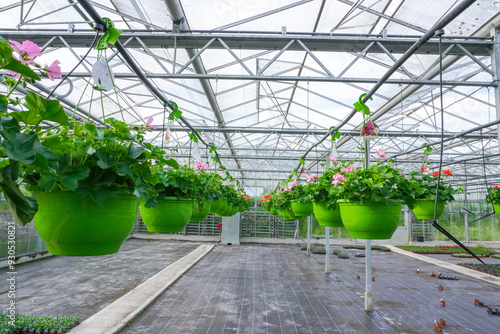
[54,72,495,87]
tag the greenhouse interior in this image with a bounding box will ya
[1,0,500,333]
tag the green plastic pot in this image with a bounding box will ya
[140,197,193,233]
[215,204,232,217]
[210,198,225,213]
[34,191,139,256]
[277,209,289,219]
[338,201,402,239]
[291,201,313,217]
[412,199,445,220]
[313,202,343,227]
[190,200,211,222]
[494,204,500,218]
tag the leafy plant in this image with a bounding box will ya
[340,161,415,208]
[486,184,500,205]
[0,36,182,225]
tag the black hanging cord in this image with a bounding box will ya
[431,29,484,264]
[47,28,101,100]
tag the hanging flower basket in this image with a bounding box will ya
[338,201,402,239]
[412,199,446,220]
[140,196,193,233]
[291,200,313,217]
[313,202,344,227]
[494,204,500,219]
[34,191,139,256]
[361,121,380,141]
[190,199,211,222]
[210,197,226,214]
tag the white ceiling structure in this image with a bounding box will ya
[1,0,499,196]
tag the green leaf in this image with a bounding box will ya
[0,94,8,112]
[128,143,143,159]
[2,131,47,164]
[96,150,116,169]
[332,130,341,141]
[292,170,297,177]
[188,133,199,143]
[164,158,179,169]
[0,116,21,133]
[23,92,70,125]
[3,58,40,80]
[96,18,122,50]
[298,156,304,164]
[0,162,37,226]
[57,164,91,191]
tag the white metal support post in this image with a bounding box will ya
[493,28,500,151]
[325,226,331,273]
[307,215,311,257]
[364,140,373,311]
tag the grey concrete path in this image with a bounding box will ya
[0,239,202,320]
[72,244,214,334]
[121,244,398,334]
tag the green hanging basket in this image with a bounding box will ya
[210,197,226,214]
[338,201,401,239]
[34,191,139,256]
[277,209,289,219]
[291,201,313,217]
[412,199,446,220]
[140,197,193,233]
[313,202,343,227]
[494,203,500,218]
[190,199,211,222]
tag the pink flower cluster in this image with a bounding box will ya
[145,116,157,130]
[194,161,209,171]
[330,156,338,162]
[492,185,499,189]
[7,39,62,81]
[288,182,298,188]
[419,164,429,173]
[306,174,320,183]
[375,147,387,159]
[341,164,356,173]
[332,172,347,185]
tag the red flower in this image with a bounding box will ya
[442,169,452,176]
[432,171,439,177]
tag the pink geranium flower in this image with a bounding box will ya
[492,185,499,189]
[9,39,42,64]
[375,147,387,159]
[306,174,320,183]
[330,156,338,162]
[145,116,157,130]
[288,182,298,188]
[331,172,347,185]
[44,60,62,80]
[194,161,209,171]
[341,165,356,173]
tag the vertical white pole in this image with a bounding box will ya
[365,239,373,311]
[307,215,311,257]
[325,226,331,273]
[364,139,373,311]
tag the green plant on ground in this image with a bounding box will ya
[396,245,494,255]
[458,263,500,276]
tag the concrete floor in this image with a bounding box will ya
[0,239,201,320]
[2,239,500,333]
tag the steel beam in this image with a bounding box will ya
[164,126,497,139]
[0,31,492,56]
[163,0,243,172]
[42,70,495,86]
